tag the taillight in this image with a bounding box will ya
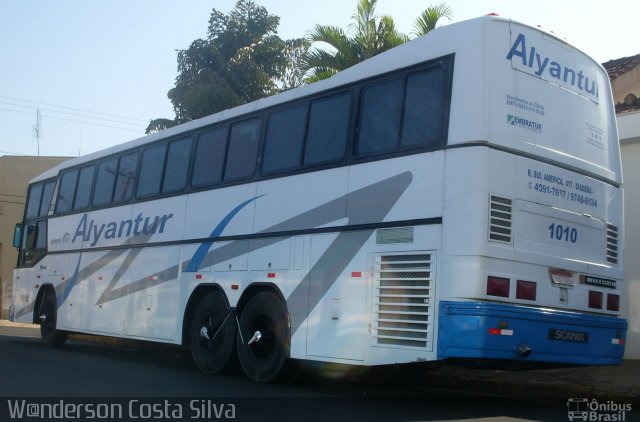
[487,276,510,297]
[607,294,620,311]
[516,280,537,301]
[589,291,603,309]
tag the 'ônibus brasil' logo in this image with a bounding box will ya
[506,33,599,102]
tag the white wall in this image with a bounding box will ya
[619,110,640,359]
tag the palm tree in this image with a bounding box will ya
[301,0,452,83]
[302,0,407,83]
[412,3,453,37]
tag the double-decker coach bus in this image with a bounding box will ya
[10,15,626,382]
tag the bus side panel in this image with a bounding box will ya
[121,245,182,341]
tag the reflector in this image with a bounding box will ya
[607,294,620,311]
[588,291,603,309]
[516,280,537,301]
[487,276,510,297]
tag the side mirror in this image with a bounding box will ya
[13,223,23,249]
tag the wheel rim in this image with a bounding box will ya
[199,312,224,353]
[248,313,277,360]
[41,298,56,337]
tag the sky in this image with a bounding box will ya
[0,0,638,158]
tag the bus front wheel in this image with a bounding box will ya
[190,291,236,374]
[237,292,289,382]
[39,292,67,347]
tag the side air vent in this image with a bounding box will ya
[606,224,619,264]
[376,227,414,244]
[489,195,513,243]
[373,253,434,350]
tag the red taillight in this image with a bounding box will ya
[487,276,510,297]
[607,294,620,311]
[589,291,603,309]
[516,280,537,301]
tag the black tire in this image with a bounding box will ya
[39,291,67,347]
[190,291,236,374]
[237,291,289,382]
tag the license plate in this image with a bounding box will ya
[548,329,589,343]
[549,268,576,287]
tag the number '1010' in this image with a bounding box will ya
[548,223,577,243]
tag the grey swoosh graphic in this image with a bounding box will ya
[16,172,413,338]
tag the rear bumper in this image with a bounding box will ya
[437,301,627,365]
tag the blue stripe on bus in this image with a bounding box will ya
[184,196,263,272]
[437,301,627,365]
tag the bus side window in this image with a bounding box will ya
[262,105,306,174]
[73,165,96,210]
[356,77,404,157]
[137,144,167,197]
[192,128,227,188]
[401,69,445,148]
[40,180,56,216]
[25,184,43,220]
[113,152,139,202]
[24,223,38,250]
[304,93,350,166]
[224,118,261,181]
[56,169,79,213]
[162,137,193,193]
[93,158,118,206]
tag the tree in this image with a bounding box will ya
[146,0,307,134]
[301,0,452,83]
[412,3,453,37]
[301,0,407,83]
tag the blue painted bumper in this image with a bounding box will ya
[438,301,627,365]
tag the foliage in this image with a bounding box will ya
[412,3,453,37]
[146,0,308,134]
[301,0,452,83]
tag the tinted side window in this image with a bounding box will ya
[93,158,118,206]
[56,169,79,213]
[162,137,192,193]
[113,152,139,202]
[192,128,227,188]
[304,93,350,166]
[137,144,166,197]
[263,105,306,174]
[224,119,261,181]
[401,69,444,148]
[35,221,47,250]
[39,181,56,217]
[74,165,95,210]
[357,77,403,156]
[25,184,43,219]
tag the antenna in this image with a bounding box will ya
[31,108,42,156]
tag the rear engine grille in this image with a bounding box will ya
[489,195,513,243]
[606,224,619,264]
[373,253,434,350]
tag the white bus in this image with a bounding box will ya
[10,15,626,382]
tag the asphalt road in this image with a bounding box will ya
[0,334,582,421]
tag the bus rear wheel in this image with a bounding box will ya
[190,291,236,374]
[39,291,67,347]
[237,292,289,382]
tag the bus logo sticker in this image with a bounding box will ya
[507,114,542,133]
[506,32,599,102]
[581,275,616,289]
